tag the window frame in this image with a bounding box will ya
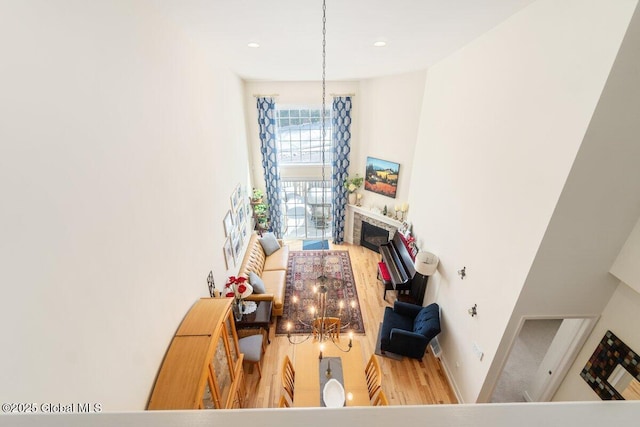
[275,105,332,166]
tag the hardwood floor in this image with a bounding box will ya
[242,240,458,408]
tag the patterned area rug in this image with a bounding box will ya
[275,250,365,335]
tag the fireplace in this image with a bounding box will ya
[360,221,390,253]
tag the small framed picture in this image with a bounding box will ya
[235,235,242,259]
[223,210,234,236]
[232,211,239,230]
[245,200,252,223]
[237,203,246,225]
[236,184,243,202]
[230,193,238,212]
[238,228,245,249]
[231,230,241,263]
[231,184,242,213]
[223,237,233,269]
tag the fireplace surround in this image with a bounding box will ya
[360,222,390,252]
[352,210,399,250]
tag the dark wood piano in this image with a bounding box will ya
[378,232,427,304]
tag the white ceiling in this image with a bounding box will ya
[153,0,537,81]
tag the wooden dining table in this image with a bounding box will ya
[292,338,370,407]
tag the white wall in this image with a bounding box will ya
[408,0,638,403]
[553,282,640,401]
[356,71,427,214]
[0,0,250,410]
[610,216,640,293]
[553,214,640,400]
[485,0,640,402]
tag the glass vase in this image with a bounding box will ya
[232,299,243,322]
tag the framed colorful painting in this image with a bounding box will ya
[364,156,400,198]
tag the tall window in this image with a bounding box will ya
[276,105,331,164]
[276,105,333,239]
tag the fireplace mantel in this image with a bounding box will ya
[346,204,404,246]
[349,204,404,228]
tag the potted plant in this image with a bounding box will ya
[253,202,268,216]
[253,202,269,224]
[251,188,264,204]
[344,174,364,205]
[257,216,269,230]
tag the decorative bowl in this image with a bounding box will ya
[323,378,345,408]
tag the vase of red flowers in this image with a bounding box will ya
[232,300,242,322]
[224,276,253,322]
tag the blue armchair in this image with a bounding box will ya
[380,301,440,359]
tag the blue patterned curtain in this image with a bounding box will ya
[331,96,353,243]
[256,97,283,238]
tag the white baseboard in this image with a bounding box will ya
[439,356,465,404]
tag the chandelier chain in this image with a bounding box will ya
[320,0,327,258]
[286,0,352,352]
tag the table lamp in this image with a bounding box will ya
[415,251,439,276]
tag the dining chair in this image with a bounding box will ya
[373,389,389,406]
[238,329,266,380]
[278,394,290,408]
[312,317,341,340]
[365,354,382,400]
[281,355,295,403]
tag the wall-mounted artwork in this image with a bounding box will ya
[238,227,245,250]
[364,156,400,198]
[237,202,246,226]
[231,230,241,263]
[241,222,248,241]
[223,184,245,269]
[232,211,239,230]
[231,184,241,213]
[223,237,233,269]
[580,330,640,400]
[223,210,234,237]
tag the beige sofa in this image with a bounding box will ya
[237,233,289,316]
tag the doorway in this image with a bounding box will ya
[490,316,597,402]
[281,179,333,239]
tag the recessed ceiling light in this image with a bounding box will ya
[247,42,260,48]
[373,41,387,47]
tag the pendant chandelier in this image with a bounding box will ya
[285,0,352,352]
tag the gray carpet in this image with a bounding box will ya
[374,322,403,360]
[491,319,561,402]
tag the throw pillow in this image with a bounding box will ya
[248,272,266,294]
[259,232,281,256]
